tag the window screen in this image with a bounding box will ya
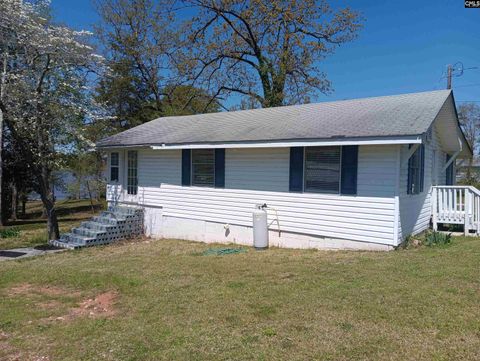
[304,146,341,193]
[127,151,138,195]
[110,152,119,182]
[192,149,215,187]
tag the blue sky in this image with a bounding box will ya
[52,0,480,105]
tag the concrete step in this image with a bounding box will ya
[50,239,84,250]
[49,233,94,249]
[108,206,142,216]
[63,232,95,245]
[92,215,123,225]
[52,205,144,250]
[72,227,107,238]
[81,221,113,231]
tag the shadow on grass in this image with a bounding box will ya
[6,217,99,228]
[19,203,104,221]
[5,200,106,228]
[1,200,107,250]
[34,244,62,251]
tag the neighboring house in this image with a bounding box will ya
[96,90,471,250]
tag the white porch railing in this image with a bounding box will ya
[432,185,480,235]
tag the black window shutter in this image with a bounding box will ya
[214,148,225,188]
[182,149,191,186]
[420,144,425,192]
[340,145,358,195]
[289,147,304,192]
[407,145,413,194]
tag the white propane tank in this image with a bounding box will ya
[253,205,268,249]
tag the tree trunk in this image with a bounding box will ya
[37,167,60,240]
[0,108,3,226]
[11,181,17,221]
[77,175,82,199]
[21,195,26,217]
[95,151,103,201]
[42,196,59,240]
[86,180,95,214]
[0,53,6,227]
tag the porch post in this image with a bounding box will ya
[432,187,438,231]
[464,189,470,236]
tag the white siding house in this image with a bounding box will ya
[99,90,471,250]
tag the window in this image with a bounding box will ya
[192,149,215,187]
[407,145,424,194]
[304,146,341,193]
[127,150,138,195]
[110,152,119,182]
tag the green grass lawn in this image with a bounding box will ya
[0,199,106,249]
[0,236,479,360]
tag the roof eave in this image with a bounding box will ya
[96,135,423,150]
[449,92,474,157]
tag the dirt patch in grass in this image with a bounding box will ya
[51,291,118,322]
[7,283,118,322]
[0,346,50,361]
[38,300,63,310]
[2,284,117,361]
[0,331,50,361]
[7,283,82,298]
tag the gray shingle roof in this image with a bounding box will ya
[96,90,452,148]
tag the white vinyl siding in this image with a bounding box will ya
[139,149,181,187]
[399,121,447,238]
[143,185,396,244]
[356,145,398,197]
[108,145,400,246]
[225,148,289,192]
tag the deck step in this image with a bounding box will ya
[50,205,144,249]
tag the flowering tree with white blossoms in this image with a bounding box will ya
[0,0,104,239]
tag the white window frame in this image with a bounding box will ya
[127,150,138,195]
[191,149,215,187]
[303,146,342,194]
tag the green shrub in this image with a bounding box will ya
[424,231,452,246]
[0,227,21,239]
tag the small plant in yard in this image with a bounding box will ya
[0,228,21,239]
[424,230,452,246]
[399,234,421,249]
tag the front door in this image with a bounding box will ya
[123,149,139,204]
